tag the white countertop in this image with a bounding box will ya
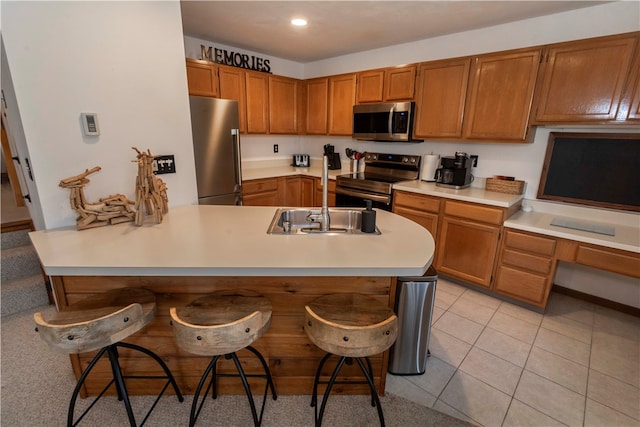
[242,161,524,208]
[242,161,348,182]
[29,205,435,277]
[504,208,640,254]
[392,180,524,208]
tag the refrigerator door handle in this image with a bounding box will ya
[232,129,243,205]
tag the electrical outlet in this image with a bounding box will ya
[273,144,279,153]
[153,155,176,174]
[470,155,478,167]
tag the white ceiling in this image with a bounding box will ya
[180,1,609,62]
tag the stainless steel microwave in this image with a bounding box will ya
[352,102,421,142]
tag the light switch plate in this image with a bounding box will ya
[81,113,100,136]
[153,155,176,174]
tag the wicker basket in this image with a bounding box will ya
[485,178,525,195]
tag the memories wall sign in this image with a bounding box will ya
[201,45,272,74]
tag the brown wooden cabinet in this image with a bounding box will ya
[619,39,640,121]
[245,71,269,134]
[534,33,638,123]
[626,67,640,120]
[436,211,502,289]
[328,74,356,135]
[494,230,557,307]
[301,177,315,206]
[414,59,470,138]
[269,75,298,134]
[186,59,219,97]
[281,176,301,206]
[305,78,329,134]
[384,66,417,101]
[356,70,385,103]
[242,178,279,206]
[218,66,247,133]
[392,191,440,241]
[356,66,416,104]
[463,48,541,141]
[314,178,336,207]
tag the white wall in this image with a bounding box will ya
[303,1,640,77]
[2,1,197,230]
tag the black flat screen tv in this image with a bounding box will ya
[537,132,640,212]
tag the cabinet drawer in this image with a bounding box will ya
[243,178,279,194]
[502,249,552,274]
[393,191,440,213]
[504,230,556,256]
[575,245,640,279]
[494,265,549,306]
[443,200,503,225]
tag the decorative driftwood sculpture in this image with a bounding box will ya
[132,147,168,226]
[59,167,136,230]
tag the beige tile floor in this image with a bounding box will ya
[386,278,640,427]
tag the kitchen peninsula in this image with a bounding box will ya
[29,204,435,396]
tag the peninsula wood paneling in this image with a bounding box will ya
[54,275,395,397]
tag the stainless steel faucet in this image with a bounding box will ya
[306,155,331,231]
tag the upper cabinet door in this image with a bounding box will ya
[305,78,329,134]
[463,48,541,142]
[356,66,416,103]
[269,76,298,134]
[218,66,247,133]
[245,71,269,134]
[626,66,640,120]
[356,70,384,103]
[534,34,637,123]
[328,73,356,135]
[384,66,416,101]
[414,58,470,139]
[186,59,219,97]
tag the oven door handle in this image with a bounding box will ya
[335,187,390,204]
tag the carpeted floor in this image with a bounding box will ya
[1,305,471,426]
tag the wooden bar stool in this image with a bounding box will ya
[33,287,184,427]
[304,293,398,427]
[170,289,277,427]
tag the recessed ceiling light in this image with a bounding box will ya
[291,18,307,27]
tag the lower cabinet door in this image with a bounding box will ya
[435,217,500,288]
[494,265,549,307]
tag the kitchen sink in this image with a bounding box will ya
[267,208,381,235]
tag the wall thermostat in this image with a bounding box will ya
[81,113,100,136]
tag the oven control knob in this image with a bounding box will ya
[402,157,409,163]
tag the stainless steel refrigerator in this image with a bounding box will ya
[189,96,243,205]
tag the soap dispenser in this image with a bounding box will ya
[361,200,376,233]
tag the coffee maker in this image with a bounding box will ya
[435,152,473,189]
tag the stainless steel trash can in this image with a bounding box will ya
[388,265,437,375]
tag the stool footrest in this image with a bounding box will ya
[311,354,385,427]
[68,342,183,427]
[189,345,277,427]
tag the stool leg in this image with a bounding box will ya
[107,346,137,426]
[355,358,385,427]
[310,353,332,408]
[364,356,376,407]
[316,356,347,427]
[115,342,184,402]
[67,347,110,427]
[190,355,221,427]
[229,352,262,427]
[245,345,278,400]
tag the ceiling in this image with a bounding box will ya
[180,1,608,62]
